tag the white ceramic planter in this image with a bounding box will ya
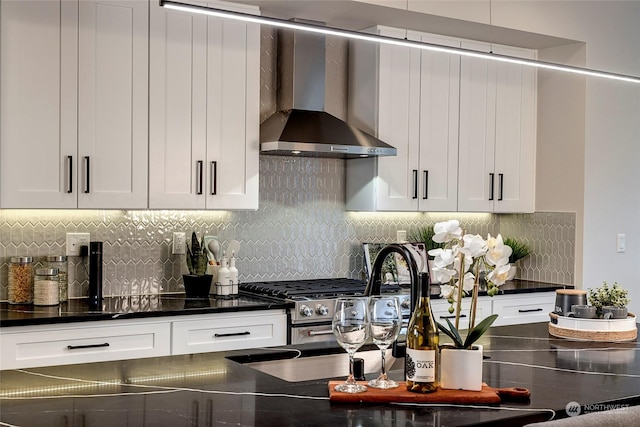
[440,345,483,391]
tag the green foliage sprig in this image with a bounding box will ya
[503,237,530,264]
[588,281,630,316]
[410,225,443,254]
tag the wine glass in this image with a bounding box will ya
[367,295,401,389]
[332,297,369,393]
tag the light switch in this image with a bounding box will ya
[616,234,626,253]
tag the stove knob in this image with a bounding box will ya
[300,305,314,317]
[400,299,411,310]
[316,304,329,316]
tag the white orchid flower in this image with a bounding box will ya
[439,283,454,299]
[487,263,513,286]
[485,233,512,267]
[429,248,456,269]
[433,220,463,243]
[460,234,488,259]
[461,271,476,292]
[431,266,458,284]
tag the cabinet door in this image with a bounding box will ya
[457,41,497,212]
[413,32,460,212]
[0,0,78,208]
[149,3,207,209]
[205,3,260,210]
[77,0,148,209]
[458,41,536,213]
[373,29,421,211]
[493,45,536,213]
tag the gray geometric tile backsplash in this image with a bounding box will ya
[0,156,575,300]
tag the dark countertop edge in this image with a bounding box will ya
[430,281,572,299]
[0,299,293,328]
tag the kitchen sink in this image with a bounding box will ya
[235,349,399,382]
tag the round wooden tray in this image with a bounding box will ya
[548,312,637,342]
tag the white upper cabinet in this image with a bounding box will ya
[149,0,260,210]
[1,0,148,209]
[1,0,78,208]
[77,0,149,209]
[457,42,536,213]
[347,27,459,212]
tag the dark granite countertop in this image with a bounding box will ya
[0,294,292,327]
[1,322,637,426]
[1,280,568,328]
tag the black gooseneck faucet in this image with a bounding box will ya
[364,243,426,358]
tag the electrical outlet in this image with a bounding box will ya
[66,232,90,256]
[173,232,186,255]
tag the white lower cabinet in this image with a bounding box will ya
[171,311,287,355]
[0,319,171,370]
[1,310,287,370]
[491,292,555,326]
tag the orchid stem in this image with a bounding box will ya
[455,253,465,330]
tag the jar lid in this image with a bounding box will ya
[35,268,59,276]
[11,256,33,263]
[47,255,68,262]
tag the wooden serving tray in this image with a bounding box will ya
[328,381,530,404]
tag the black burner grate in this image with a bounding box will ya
[240,278,402,300]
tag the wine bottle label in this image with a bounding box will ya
[406,349,436,382]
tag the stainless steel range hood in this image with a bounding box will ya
[260,27,396,159]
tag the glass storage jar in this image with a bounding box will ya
[34,268,60,306]
[8,256,34,304]
[47,255,68,302]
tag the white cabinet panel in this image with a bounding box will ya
[0,0,77,208]
[171,311,287,354]
[347,28,460,212]
[78,0,148,209]
[492,292,555,326]
[0,320,171,370]
[149,0,259,210]
[0,0,148,209]
[458,42,536,213]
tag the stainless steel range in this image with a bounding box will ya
[240,278,411,344]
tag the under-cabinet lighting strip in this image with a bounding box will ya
[159,0,640,84]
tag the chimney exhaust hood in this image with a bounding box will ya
[260,26,396,159]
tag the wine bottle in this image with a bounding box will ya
[406,272,439,393]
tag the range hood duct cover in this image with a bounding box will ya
[260,26,396,159]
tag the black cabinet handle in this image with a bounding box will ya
[423,170,429,199]
[412,170,418,199]
[210,161,217,195]
[66,156,73,193]
[498,173,504,201]
[214,331,250,338]
[67,342,110,350]
[518,308,543,313]
[196,160,203,195]
[440,314,467,319]
[489,173,494,201]
[83,156,90,193]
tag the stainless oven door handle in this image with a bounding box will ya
[307,329,335,337]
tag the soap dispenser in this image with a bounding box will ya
[217,252,231,297]
[229,251,238,296]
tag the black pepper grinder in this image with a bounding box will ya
[88,241,103,309]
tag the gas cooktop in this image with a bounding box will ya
[239,278,404,301]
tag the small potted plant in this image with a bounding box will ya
[588,281,630,318]
[428,220,513,391]
[503,237,530,280]
[183,232,212,299]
